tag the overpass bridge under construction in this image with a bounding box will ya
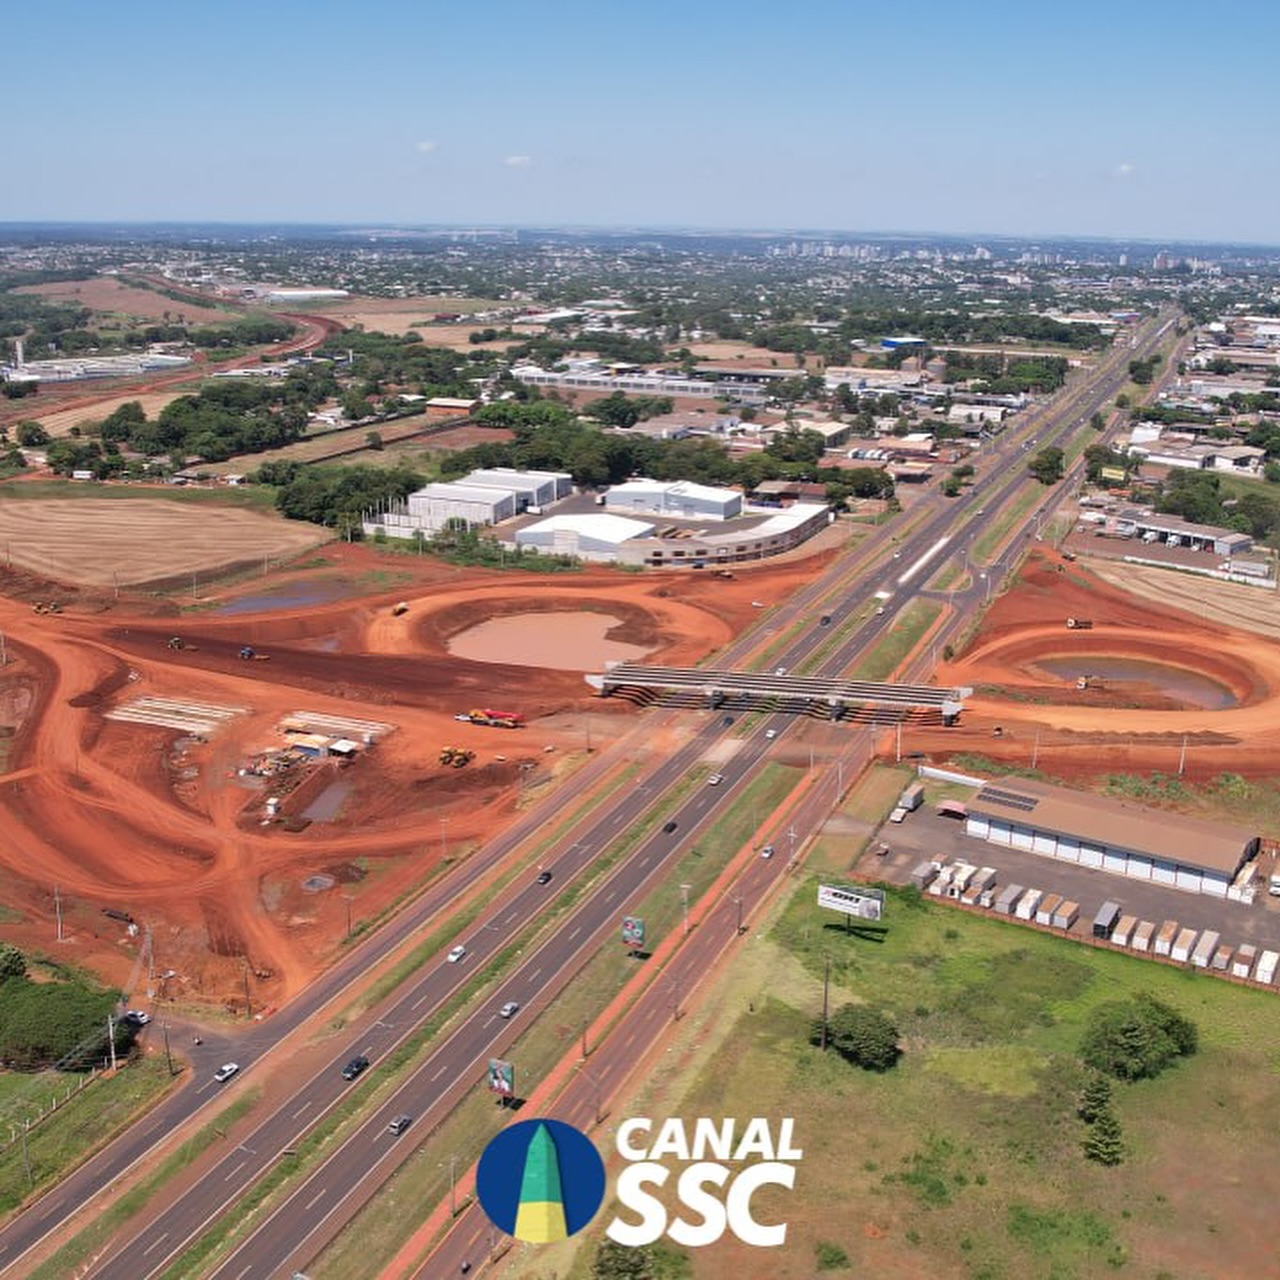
[593,664,972,725]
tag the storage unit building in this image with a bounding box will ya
[1191,931,1220,969]
[910,861,939,891]
[605,478,743,521]
[1052,899,1079,930]
[1256,950,1280,985]
[1232,944,1258,979]
[463,468,573,511]
[1154,920,1179,956]
[1015,888,1042,920]
[1035,892,1062,927]
[964,778,1259,898]
[994,884,1024,915]
[1212,944,1234,972]
[1112,914,1137,947]
[1171,927,1198,963]
[1131,920,1156,952]
[1093,901,1122,939]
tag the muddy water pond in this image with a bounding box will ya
[1035,655,1236,709]
[447,612,652,671]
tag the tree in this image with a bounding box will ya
[1077,1071,1112,1124]
[1027,446,1065,485]
[1083,1108,1125,1166]
[15,421,49,447]
[365,431,384,451]
[0,945,26,983]
[815,1003,901,1071]
[591,1240,654,1280]
[1081,994,1197,1081]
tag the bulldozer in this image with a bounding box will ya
[168,636,186,650]
[239,646,270,661]
[31,601,63,615]
[439,745,475,768]
[391,601,410,617]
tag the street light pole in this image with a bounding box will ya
[439,817,448,860]
[680,883,691,937]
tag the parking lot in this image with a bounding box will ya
[873,805,1280,966]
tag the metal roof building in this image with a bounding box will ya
[516,513,654,561]
[965,778,1258,898]
[605,478,742,522]
[463,468,573,511]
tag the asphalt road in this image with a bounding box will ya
[0,313,1174,1278]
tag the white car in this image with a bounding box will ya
[214,1063,240,1084]
[760,844,774,859]
[774,667,787,676]
[765,729,777,740]
[707,774,724,786]
[447,945,467,964]
[499,1001,520,1019]
[123,1009,150,1027]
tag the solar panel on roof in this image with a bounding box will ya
[979,787,1040,813]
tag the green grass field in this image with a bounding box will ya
[580,880,1280,1280]
[0,479,277,510]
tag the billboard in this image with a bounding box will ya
[488,1058,515,1097]
[621,915,646,949]
[817,883,885,921]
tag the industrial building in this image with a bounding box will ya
[516,513,655,561]
[621,502,830,568]
[964,778,1258,898]
[462,468,573,512]
[605,478,743,522]
[364,482,516,540]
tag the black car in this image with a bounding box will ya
[663,821,678,834]
[341,1054,370,1081]
[536,870,553,885]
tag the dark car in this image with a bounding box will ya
[388,1114,412,1136]
[341,1054,370,1081]
[663,821,678,834]
[536,870,553,885]
[819,615,831,626]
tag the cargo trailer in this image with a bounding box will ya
[898,781,925,812]
[1052,900,1079,930]
[948,862,978,897]
[1092,901,1122,939]
[1190,931,1220,969]
[1232,944,1257,979]
[960,886,984,907]
[972,866,998,894]
[994,884,1024,915]
[1131,920,1156,952]
[1111,914,1136,947]
[1035,892,1062,927]
[1171,928,1198,963]
[1154,920,1179,956]
[1212,944,1234,972]
[1256,950,1280,985]
[1015,889,1042,921]
[910,861,939,891]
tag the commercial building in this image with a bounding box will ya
[364,482,515,540]
[964,778,1258,898]
[605,478,743,522]
[463,468,572,512]
[516,513,655,562]
[620,503,830,568]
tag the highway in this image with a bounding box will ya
[0,312,1174,1278]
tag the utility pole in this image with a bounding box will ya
[1178,734,1188,776]
[344,896,353,939]
[439,817,448,860]
[736,896,743,936]
[1031,730,1041,770]
[895,720,902,763]
[107,1016,117,1072]
[54,885,63,942]
[581,1015,589,1059]
[242,963,252,1021]
[162,1022,175,1076]
[0,630,7,666]
[821,955,830,1052]
[448,1154,458,1216]
[680,883,691,937]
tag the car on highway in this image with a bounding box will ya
[774,667,787,676]
[536,870,553,885]
[446,944,467,963]
[765,728,777,740]
[499,1001,520,1019]
[875,606,886,616]
[388,1114,413,1136]
[819,614,831,626]
[663,820,678,833]
[760,844,774,859]
[341,1054,370,1081]
[122,1010,150,1027]
[707,773,724,786]
[213,1063,240,1084]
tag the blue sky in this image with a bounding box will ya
[5,0,1279,242]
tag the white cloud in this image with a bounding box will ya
[1113,161,1135,179]
[503,154,533,169]
[415,140,438,154]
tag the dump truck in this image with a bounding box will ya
[239,646,270,661]
[1065,618,1094,630]
[464,709,526,728]
[391,601,410,616]
[711,569,735,580]
[31,601,63,615]
[439,746,475,768]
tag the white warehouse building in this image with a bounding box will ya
[605,478,742,522]
[964,778,1258,898]
[463,468,573,512]
[516,513,655,562]
[364,482,515,540]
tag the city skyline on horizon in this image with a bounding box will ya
[6,0,1279,244]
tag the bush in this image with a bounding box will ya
[814,1003,901,1071]
[1080,994,1197,1081]
[1083,1108,1125,1165]
[815,1240,852,1270]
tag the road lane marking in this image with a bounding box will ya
[141,1232,169,1258]
[305,1188,327,1211]
[530,968,542,983]
[224,1159,246,1181]
[412,991,432,1010]
[605,891,615,902]
[431,1063,448,1081]
[291,1101,312,1120]
[568,926,581,941]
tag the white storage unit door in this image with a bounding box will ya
[1056,836,1081,863]
[1010,824,1035,852]
[988,819,1012,846]
[1126,854,1153,882]
[966,815,990,840]
[1032,830,1057,856]
[1201,873,1229,899]
[1102,847,1127,874]
[1175,865,1203,894]
[1079,842,1105,869]
[1150,858,1177,886]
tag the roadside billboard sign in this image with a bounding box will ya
[817,883,885,921]
[621,915,646,949]
[488,1058,515,1096]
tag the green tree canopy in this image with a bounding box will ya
[814,1003,901,1071]
[1080,994,1197,1082]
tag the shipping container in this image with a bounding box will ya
[972,866,998,893]
[1092,901,1122,939]
[994,884,1025,915]
[910,861,939,891]
[948,863,978,897]
[1256,950,1280,985]
[1131,920,1156,952]
[1154,920,1179,956]
[1111,914,1137,947]
[1232,943,1257,979]
[1212,944,1234,972]
[1052,900,1079,930]
[1190,931,1220,969]
[1035,892,1062,927]
[927,866,952,896]
[1015,888,1042,921]
[898,781,926,812]
[1171,927,1198,963]
[960,886,984,907]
